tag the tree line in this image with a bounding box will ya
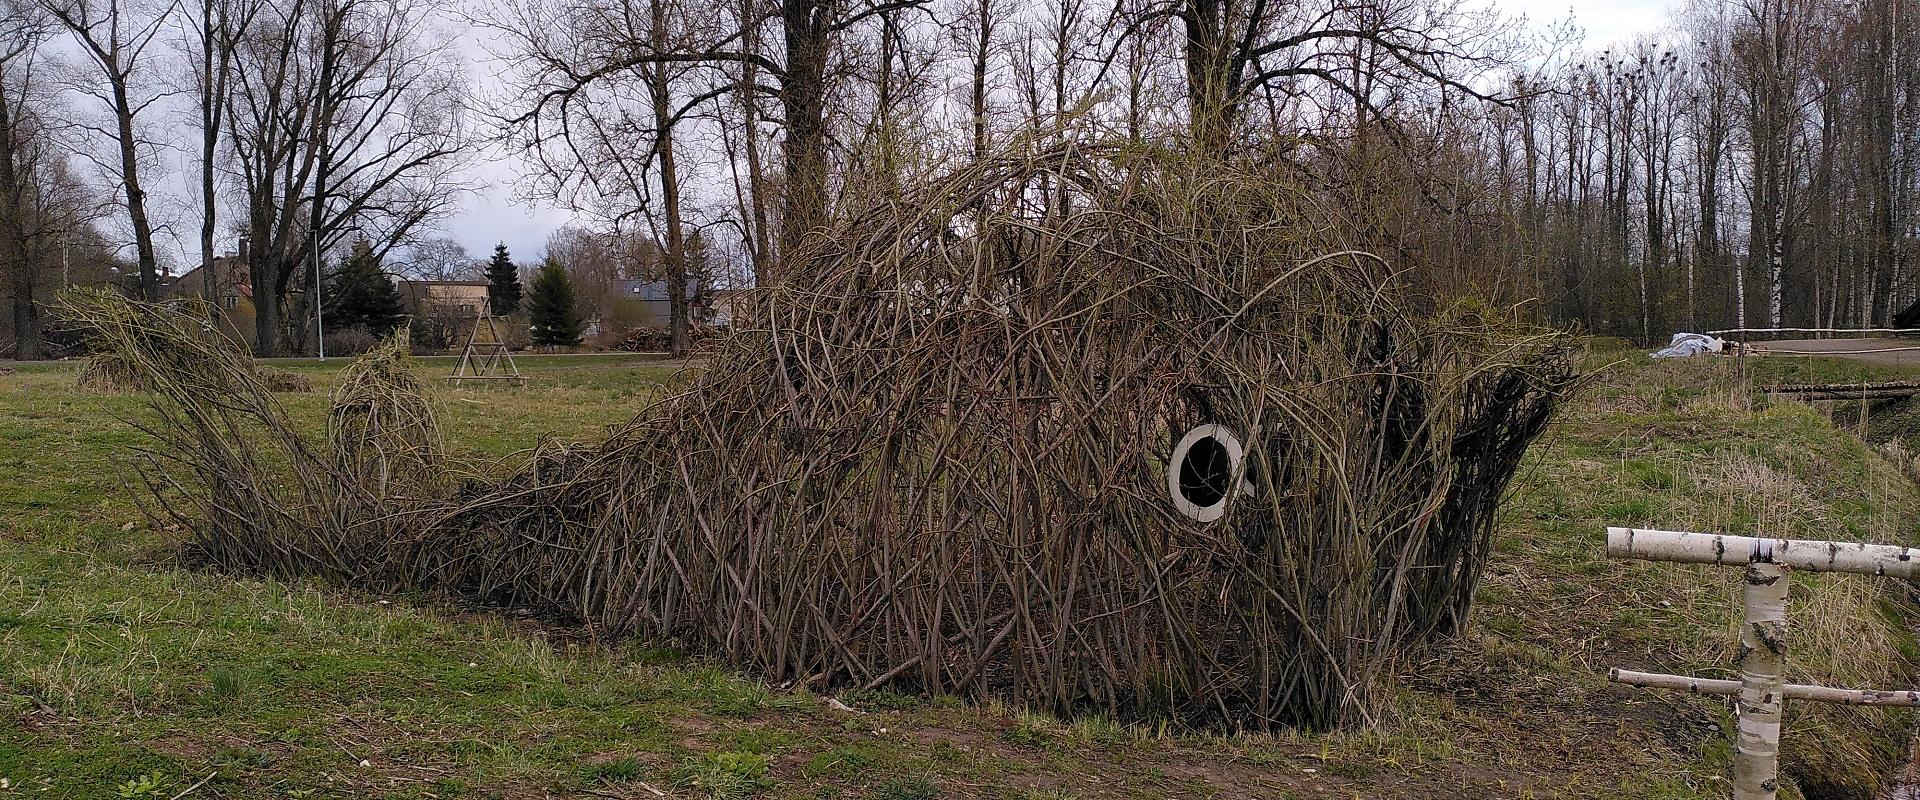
[2,0,466,358]
[1491,0,1920,340]
[5,0,1920,358]
[321,238,584,352]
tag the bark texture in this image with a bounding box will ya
[1606,526,1920,578]
[1735,561,1788,800]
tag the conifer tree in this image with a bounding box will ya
[526,257,583,347]
[484,242,522,315]
[324,239,406,337]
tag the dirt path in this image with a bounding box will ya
[1749,337,1920,367]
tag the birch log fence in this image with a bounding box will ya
[1605,527,1920,800]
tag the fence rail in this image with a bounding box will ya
[1605,525,1920,800]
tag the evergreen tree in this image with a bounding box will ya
[324,239,406,337]
[484,242,522,315]
[526,257,583,347]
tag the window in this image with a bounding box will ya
[1167,424,1251,522]
[221,295,239,309]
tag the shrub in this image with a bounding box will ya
[322,326,380,357]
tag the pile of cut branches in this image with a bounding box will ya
[69,144,1576,730]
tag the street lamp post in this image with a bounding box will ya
[314,227,325,361]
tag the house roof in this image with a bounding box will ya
[163,256,248,299]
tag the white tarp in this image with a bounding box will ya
[1651,332,1725,359]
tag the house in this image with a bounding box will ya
[707,288,750,329]
[397,279,492,317]
[607,278,708,329]
[164,254,256,347]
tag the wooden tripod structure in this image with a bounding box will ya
[1606,527,1920,799]
[449,306,525,386]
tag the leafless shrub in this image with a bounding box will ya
[59,289,447,585]
[323,327,382,358]
[78,352,311,393]
[75,353,151,392]
[257,366,313,393]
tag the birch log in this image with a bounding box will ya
[1606,527,1920,578]
[1735,562,1788,800]
[1609,669,1920,706]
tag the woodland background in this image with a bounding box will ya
[1,0,1914,355]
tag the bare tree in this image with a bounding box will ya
[495,0,728,356]
[181,0,252,302]
[0,0,51,357]
[401,235,476,280]
[950,0,999,159]
[40,0,172,300]
[1733,0,1816,328]
[226,0,470,356]
[1684,0,1737,329]
[493,0,931,274]
[1631,43,1683,343]
[1109,0,1522,154]
[0,0,102,359]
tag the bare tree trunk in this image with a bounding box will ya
[1698,110,1725,328]
[1180,0,1235,154]
[111,76,159,300]
[649,0,689,358]
[0,76,39,360]
[1768,199,1786,327]
[734,0,771,284]
[968,0,993,161]
[42,0,167,300]
[777,0,829,264]
[253,254,282,357]
[193,0,244,305]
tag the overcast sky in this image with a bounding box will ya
[429,0,1683,267]
[1507,0,1682,50]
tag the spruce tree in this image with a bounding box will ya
[526,257,583,347]
[324,239,405,337]
[484,242,522,315]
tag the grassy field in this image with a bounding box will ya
[3,348,1918,799]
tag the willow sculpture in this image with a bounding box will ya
[70,145,1576,730]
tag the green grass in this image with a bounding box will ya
[1,348,1915,799]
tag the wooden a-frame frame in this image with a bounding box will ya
[449,303,525,386]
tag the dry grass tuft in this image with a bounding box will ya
[75,353,150,392]
[79,352,311,393]
[257,366,313,393]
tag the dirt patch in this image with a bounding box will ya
[14,705,63,734]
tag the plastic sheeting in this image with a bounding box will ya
[1651,332,1725,359]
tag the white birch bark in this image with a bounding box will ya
[1768,201,1785,329]
[1606,527,1920,578]
[1610,668,1920,706]
[1734,562,1787,800]
[1736,250,1749,329]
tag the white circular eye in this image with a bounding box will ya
[1168,424,1251,522]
